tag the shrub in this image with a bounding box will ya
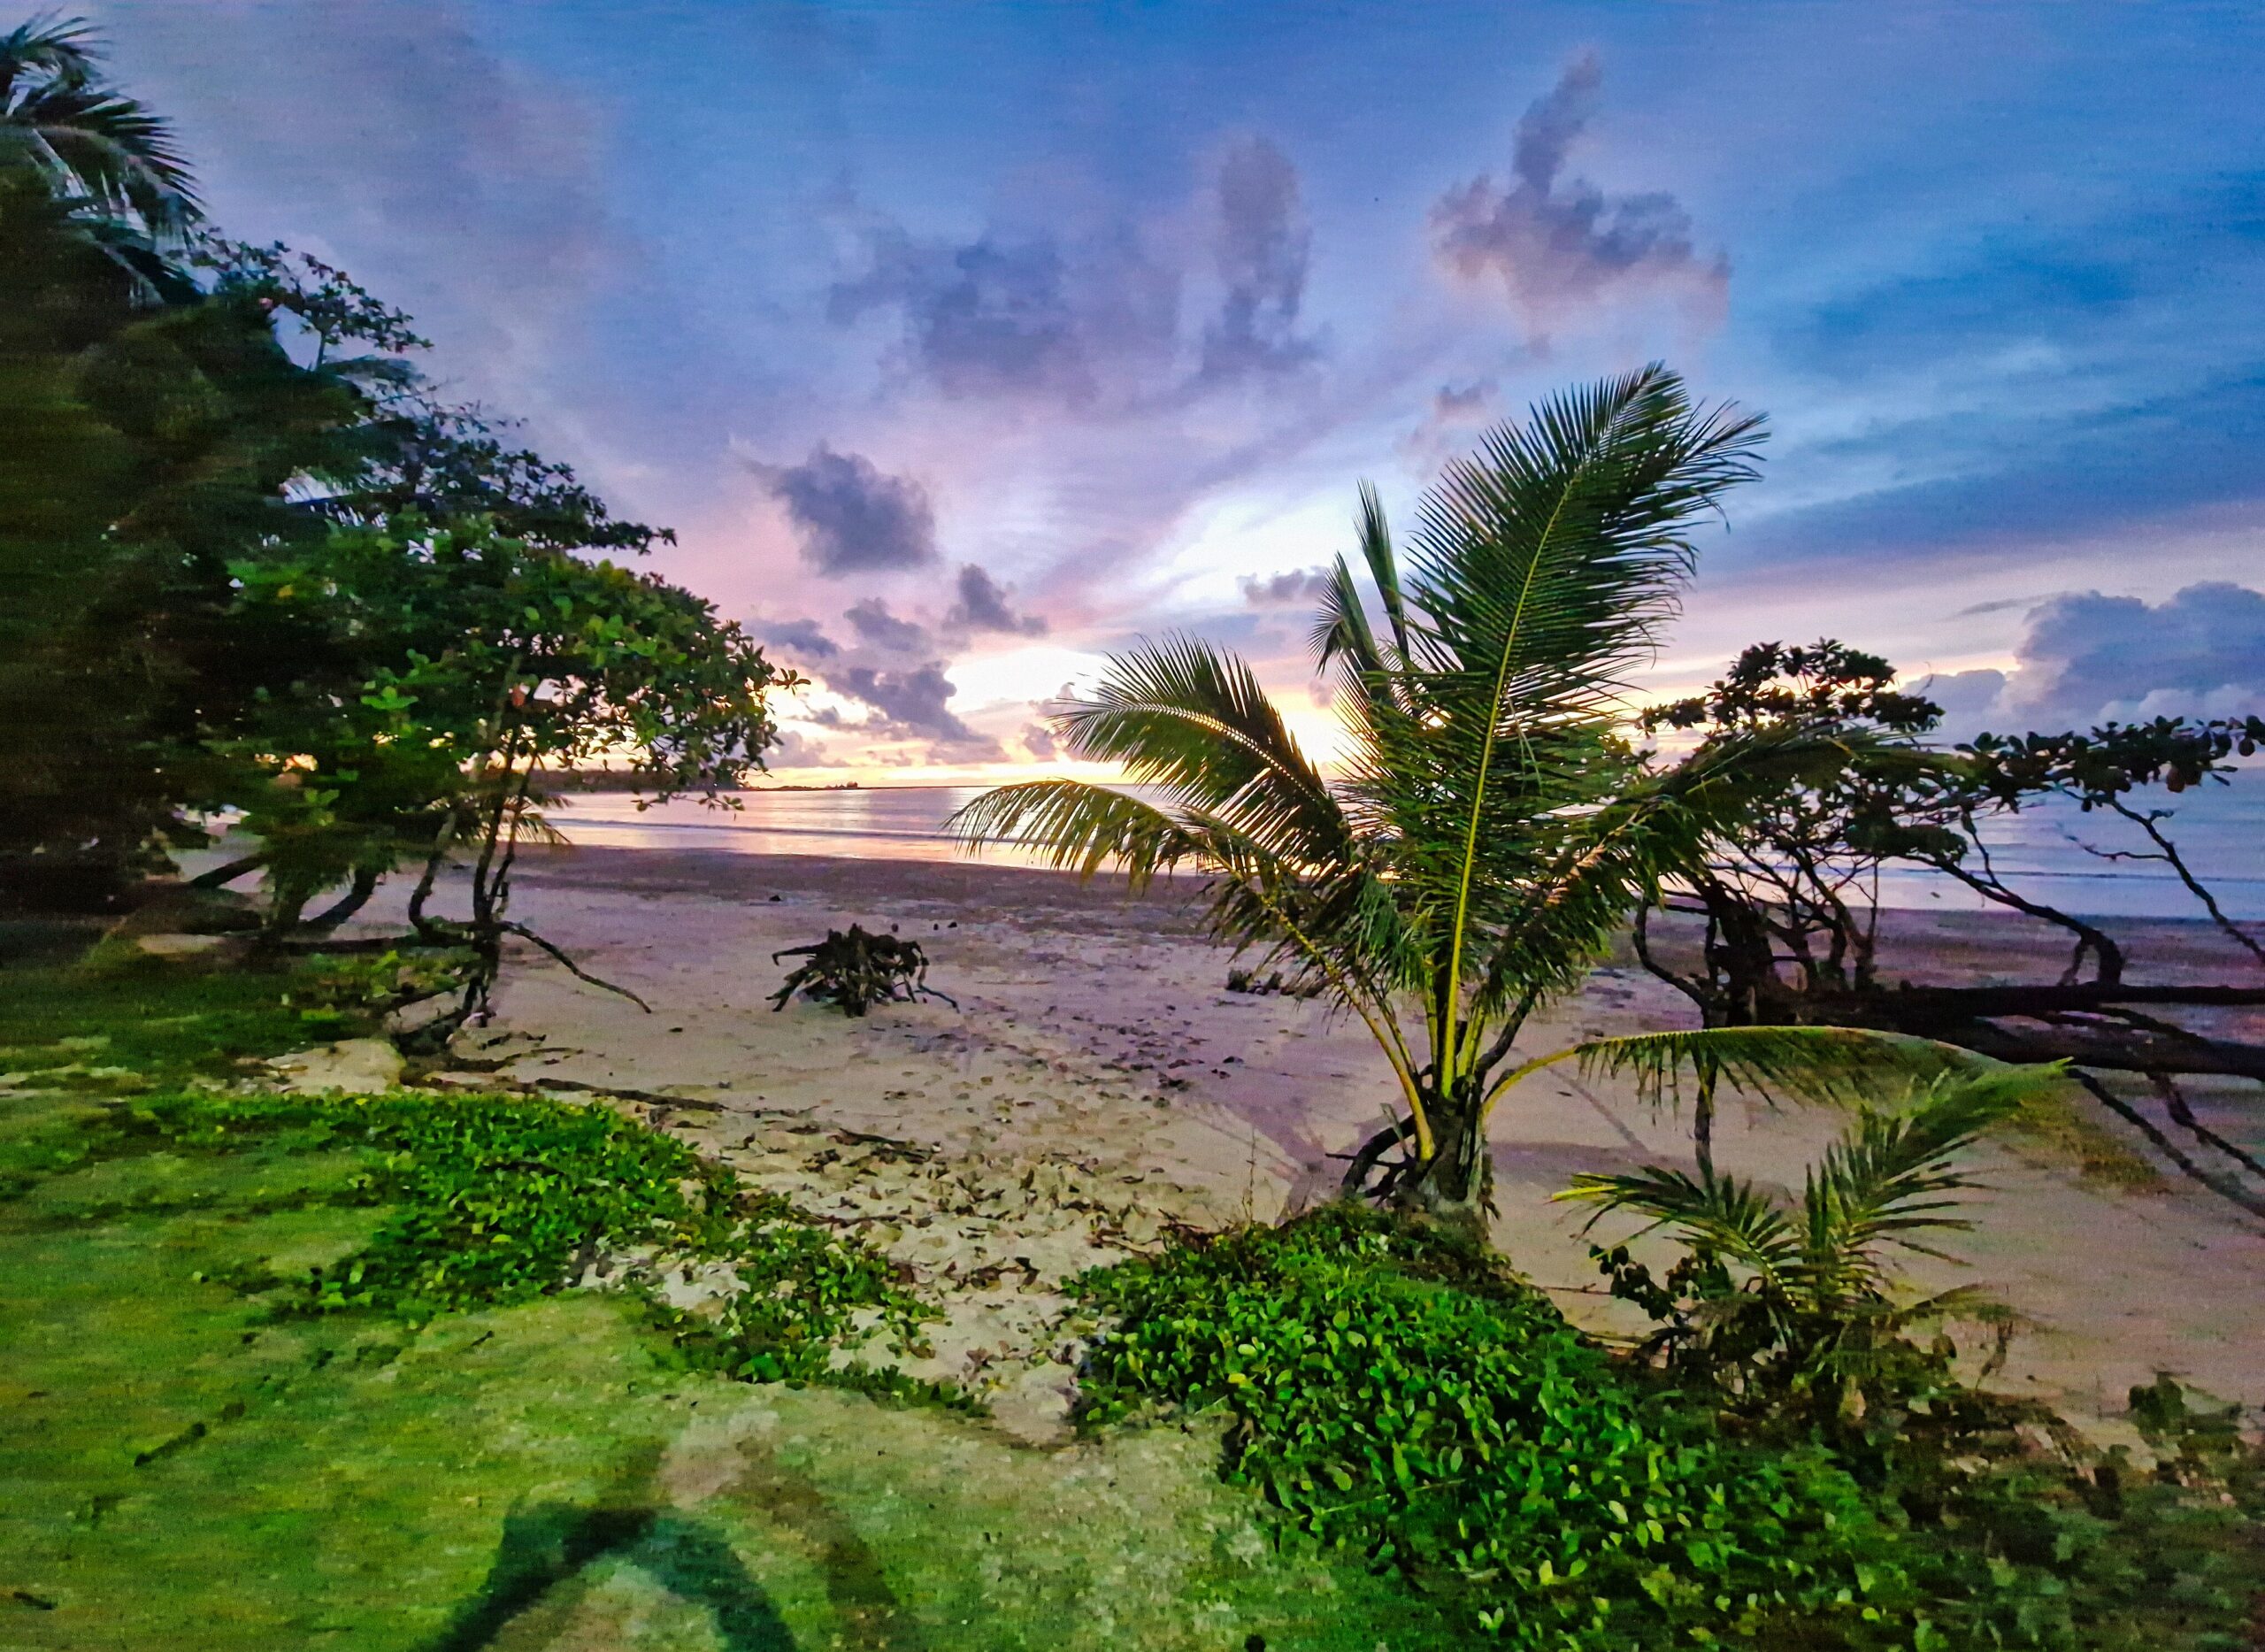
[1073,1205,1913,1648]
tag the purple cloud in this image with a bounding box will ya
[1240,566,1334,607]
[2008,581,2265,726]
[945,563,1048,636]
[1199,135,1321,384]
[842,596,932,654]
[1430,54,1727,339]
[828,220,1178,407]
[754,616,840,660]
[746,444,936,575]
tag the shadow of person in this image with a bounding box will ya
[419,1502,796,1652]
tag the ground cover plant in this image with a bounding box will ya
[1073,1203,2265,1649]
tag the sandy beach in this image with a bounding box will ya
[349,843,2265,1442]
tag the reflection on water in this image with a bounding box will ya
[549,786,1058,868]
[549,776,2265,919]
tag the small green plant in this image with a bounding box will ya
[1559,1064,2060,1428]
[287,947,477,1019]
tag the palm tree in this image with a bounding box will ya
[951,365,1982,1228]
[1,12,200,238]
[1557,1062,2058,1419]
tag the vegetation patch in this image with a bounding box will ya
[1073,1204,2265,1648]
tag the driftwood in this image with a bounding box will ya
[1632,903,2265,1218]
[770,925,955,1018]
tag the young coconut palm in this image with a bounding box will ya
[949,365,1970,1227]
[1557,1062,2061,1421]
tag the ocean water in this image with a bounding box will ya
[549,773,2264,920]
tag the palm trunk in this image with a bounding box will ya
[1394,1094,1493,1232]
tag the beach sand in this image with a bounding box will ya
[363,844,2264,1441]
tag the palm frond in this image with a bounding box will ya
[1355,480,1409,657]
[1053,633,1352,871]
[1461,723,1877,1041]
[1311,552,1384,682]
[1,14,201,235]
[1558,1025,1990,1119]
[1803,1064,2058,1275]
[1557,1164,1803,1289]
[941,778,1203,888]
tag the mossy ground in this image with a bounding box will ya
[0,955,1459,1651]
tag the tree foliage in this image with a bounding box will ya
[0,21,789,934]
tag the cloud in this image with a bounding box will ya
[753,616,840,660]
[2006,581,2265,727]
[842,597,932,654]
[100,0,615,399]
[1198,135,1322,384]
[1430,53,1728,339]
[828,219,1178,407]
[1917,667,2009,724]
[1019,720,1057,760]
[829,661,1002,757]
[1918,582,2265,738]
[745,444,936,575]
[1400,377,1501,468]
[765,727,846,768]
[944,563,1048,636]
[1240,566,1334,607]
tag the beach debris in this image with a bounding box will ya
[771,925,956,1017]
[1224,967,1324,1000]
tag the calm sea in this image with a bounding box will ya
[549,774,2264,920]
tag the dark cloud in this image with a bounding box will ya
[1240,566,1334,607]
[2008,581,2265,726]
[945,563,1048,636]
[1430,54,1727,338]
[842,597,933,655]
[745,444,936,576]
[1019,721,1058,760]
[828,221,1177,406]
[1199,136,1322,384]
[753,616,840,660]
[831,661,999,755]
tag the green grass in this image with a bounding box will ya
[0,955,1463,1650]
[0,953,365,1087]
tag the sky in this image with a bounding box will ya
[88,0,2265,782]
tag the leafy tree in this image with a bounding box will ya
[1639,640,2265,1215]
[953,367,1964,1226]
[226,515,793,1035]
[0,26,725,915]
